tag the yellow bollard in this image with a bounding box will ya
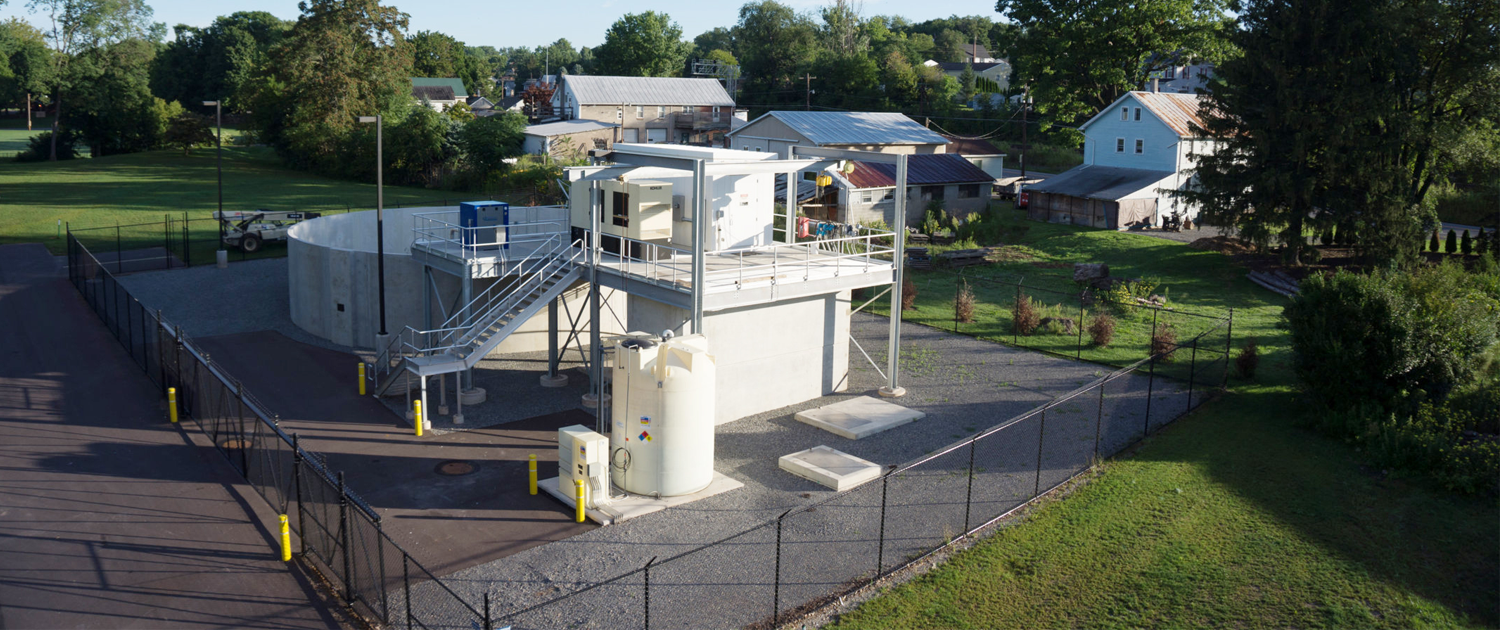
[528,454,538,495]
[167,387,179,423]
[279,514,292,562]
[574,479,586,523]
[413,400,423,437]
[358,362,367,396]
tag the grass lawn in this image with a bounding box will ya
[831,210,1499,629]
[0,116,44,158]
[0,146,490,258]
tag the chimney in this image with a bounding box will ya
[1152,78,1159,93]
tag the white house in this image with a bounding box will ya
[411,78,467,112]
[1024,90,1217,229]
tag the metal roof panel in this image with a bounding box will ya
[745,111,949,146]
[562,76,734,107]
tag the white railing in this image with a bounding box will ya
[410,207,568,264]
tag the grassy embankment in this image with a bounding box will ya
[833,209,1498,629]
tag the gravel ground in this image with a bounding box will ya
[406,314,1194,630]
[1130,224,1234,244]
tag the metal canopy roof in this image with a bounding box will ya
[736,111,948,146]
[842,154,995,189]
[524,120,617,137]
[562,76,734,106]
[1024,165,1174,201]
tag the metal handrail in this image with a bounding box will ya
[411,209,568,263]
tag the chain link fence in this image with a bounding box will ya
[69,228,1231,629]
[67,232,491,629]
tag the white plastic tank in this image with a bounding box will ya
[609,332,717,496]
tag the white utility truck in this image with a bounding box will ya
[214,210,321,253]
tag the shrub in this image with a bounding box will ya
[1445,228,1458,253]
[1150,321,1178,362]
[1429,229,1441,252]
[1235,338,1260,380]
[1285,263,1500,408]
[954,280,975,323]
[1320,229,1333,246]
[15,130,82,162]
[901,276,917,310]
[1013,293,1040,336]
[1088,313,1116,347]
[1461,229,1473,255]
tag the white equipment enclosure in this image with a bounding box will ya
[558,425,610,508]
[610,333,717,496]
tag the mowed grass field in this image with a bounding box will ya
[0,116,45,158]
[0,144,475,256]
[834,213,1498,629]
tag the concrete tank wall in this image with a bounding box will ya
[288,208,624,351]
[627,291,851,424]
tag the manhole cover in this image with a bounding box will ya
[221,439,249,450]
[435,460,478,476]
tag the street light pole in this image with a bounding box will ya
[358,115,388,340]
[203,100,224,246]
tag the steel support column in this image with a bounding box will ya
[879,154,908,397]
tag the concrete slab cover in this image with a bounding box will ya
[540,472,744,525]
[795,395,925,439]
[779,445,882,491]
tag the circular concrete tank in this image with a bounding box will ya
[288,207,602,352]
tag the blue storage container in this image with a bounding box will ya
[459,201,510,250]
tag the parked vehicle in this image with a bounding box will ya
[215,210,321,253]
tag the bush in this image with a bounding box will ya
[1285,263,1500,409]
[954,280,975,323]
[1445,228,1458,253]
[163,110,216,155]
[1429,229,1441,252]
[1235,338,1260,380]
[1461,229,1473,255]
[901,276,917,310]
[1320,229,1333,246]
[1088,313,1116,347]
[1013,293,1040,336]
[1150,321,1178,362]
[15,130,82,162]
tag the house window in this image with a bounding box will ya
[1134,107,1141,121]
[683,105,691,113]
[657,106,665,118]
[922,185,944,201]
[635,105,644,118]
[611,191,630,227]
[1116,138,1125,153]
[712,106,721,121]
[860,191,873,204]
[881,189,895,201]
[1120,108,1129,121]
[1135,139,1144,154]
[958,184,980,199]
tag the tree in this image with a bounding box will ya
[595,12,690,77]
[68,38,172,155]
[256,0,412,178]
[460,110,525,173]
[164,108,213,154]
[1174,0,1500,266]
[26,0,160,160]
[0,18,53,124]
[409,30,484,96]
[736,1,816,110]
[995,0,1233,143]
[691,26,736,60]
[878,50,918,109]
[958,63,976,104]
[819,0,866,56]
[150,12,287,113]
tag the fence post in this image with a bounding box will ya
[643,556,656,630]
[774,510,791,626]
[1222,309,1234,390]
[1187,339,1198,409]
[115,223,123,274]
[1144,354,1156,439]
[163,215,169,267]
[378,521,390,623]
[484,591,492,630]
[1149,308,1159,360]
[1094,379,1106,462]
[1013,283,1021,345]
[1033,410,1048,497]
[876,472,889,575]
[293,434,307,556]
[339,471,354,604]
[1076,300,1085,359]
[157,311,168,387]
[963,436,977,533]
[403,553,413,630]
[183,212,191,267]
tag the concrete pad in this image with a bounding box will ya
[795,396,925,439]
[540,472,743,525]
[778,445,882,491]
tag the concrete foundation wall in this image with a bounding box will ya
[288,208,624,351]
[626,291,851,424]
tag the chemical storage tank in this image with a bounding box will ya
[610,333,716,496]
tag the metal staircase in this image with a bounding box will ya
[369,234,584,396]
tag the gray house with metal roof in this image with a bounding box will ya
[549,75,739,145]
[727,111,949,158]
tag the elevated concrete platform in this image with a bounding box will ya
[540,472,744,525]
[794,396,925,439]
[779,446,882,491]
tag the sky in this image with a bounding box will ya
[0,0,1001,48]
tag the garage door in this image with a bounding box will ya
[622,128,639,143]
[646,128,667,144]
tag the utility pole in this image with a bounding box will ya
[25,93,31,131]
[202,100,223,245]
[805,73,816,110]
[358,115,388,341]
[1020,84,1030,181]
